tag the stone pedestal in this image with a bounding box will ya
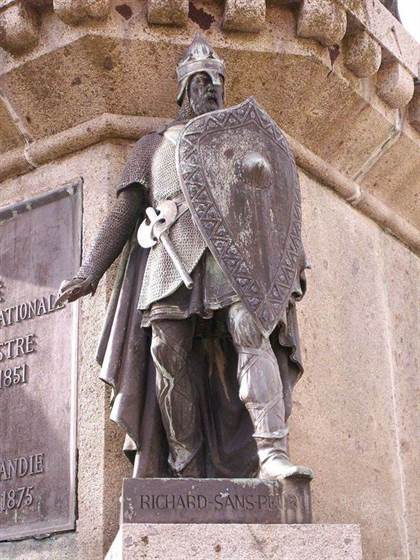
[105,478,362,559]
[106,523,363,559]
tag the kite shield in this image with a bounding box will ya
[176,97,303,336]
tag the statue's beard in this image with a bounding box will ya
[190,93,221,116]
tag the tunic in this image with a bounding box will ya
[117,123,240,325]
[116,121,307,372]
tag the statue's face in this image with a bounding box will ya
[188,72,224,116]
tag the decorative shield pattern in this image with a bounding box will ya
[176,97,303,336]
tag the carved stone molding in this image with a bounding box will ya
[222,0,266,33]
[0,1,39,54]
[376,60,415,109]
[0,1,418,228]
[337,0,419,77]
[53,0,111,26]
[297,0,347,47]
[0,0,417,114]
[147,0,189,26]
[0,113,418,254]
[343,29,382,78]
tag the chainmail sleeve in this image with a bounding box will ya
[117,132,162,194]
[76,132,163,286]
[76,132,163,285]
[77,186,144,285]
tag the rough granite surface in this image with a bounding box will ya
[106,523,363,560]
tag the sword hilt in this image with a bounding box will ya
[138,204,193,290]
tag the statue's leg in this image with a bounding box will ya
[150,318,204,477]
[227,302,313,480]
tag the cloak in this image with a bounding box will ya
[95,232,305,478]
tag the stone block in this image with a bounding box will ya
[53,0,82,24]
[53,0,111,25]
[343,29,382,78]
[381,236,420,560]
[106,523,363,559]
[26,0,53,7]
[376,60,414,108]
[337,0,419,77]
[297,0,347,47]
[0,1,39,54]
[0,96,24,152]
[359,132,420,228]
[296,172,415,560]
[222,0,266,33]
[409,81,420,132]
[147,0,189,26]
[122,478,312,524]
[85,0,111,20]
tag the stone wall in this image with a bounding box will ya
[0,140,417,560]
[295,170,419,560]
[0,142,133,559]
[0,1,418,559]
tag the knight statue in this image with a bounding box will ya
[57,34,313,482]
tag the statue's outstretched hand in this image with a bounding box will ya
[56,277,96,306]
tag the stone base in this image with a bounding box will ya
[106,523,363,559]
[107,480,360,559]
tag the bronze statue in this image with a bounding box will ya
[57,34,313,481]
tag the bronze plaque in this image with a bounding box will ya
[0,181,81,541]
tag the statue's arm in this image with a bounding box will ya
[77,186,143,284]
[57,186,144,304]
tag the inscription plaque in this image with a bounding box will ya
[122,478,312,524]
[0,181,81,541]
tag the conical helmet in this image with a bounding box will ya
[176,33,225,106]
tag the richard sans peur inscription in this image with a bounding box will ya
[0,182,81,541]
[122,479,311,524]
